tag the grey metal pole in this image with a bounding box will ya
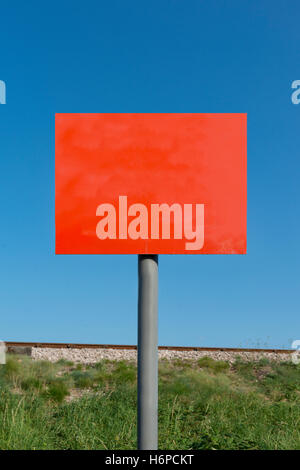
[138,254,158,450]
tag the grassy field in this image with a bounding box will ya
[0,354,299,450]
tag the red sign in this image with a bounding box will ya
[55,113,247,254]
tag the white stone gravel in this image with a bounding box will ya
[31,347,292,364]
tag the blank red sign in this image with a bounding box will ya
[55,113,247,254]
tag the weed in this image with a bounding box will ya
[56,359,74,367]
[47,380,70,403]
[0,355,300,449]
[198,356,230,372]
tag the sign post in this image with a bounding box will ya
[55,113,247,450]
[138,254,158,450]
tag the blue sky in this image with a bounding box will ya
[0,0,299,348]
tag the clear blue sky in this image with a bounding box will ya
[0,1,299,348]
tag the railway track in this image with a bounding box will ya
[5,341,293,354]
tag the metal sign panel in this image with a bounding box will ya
[55,113,247,254]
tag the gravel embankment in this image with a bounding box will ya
[31,347,292,364]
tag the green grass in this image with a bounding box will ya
[198,356,230,372]
[46,380,70,403]
[0,354,299,449]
